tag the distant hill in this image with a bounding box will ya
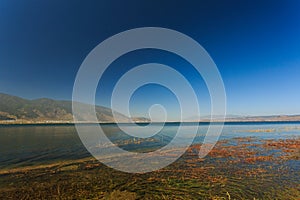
[225,115,300,122]
[186,114,300,122]
[131,117,151,123]
[0,93,130,123]
[0,93,299,124]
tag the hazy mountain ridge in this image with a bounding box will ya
[0,93,299,123]
[188,114,300,122]
[225,114,300,122]
[0,93,130,123]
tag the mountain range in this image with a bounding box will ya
[187,114,300,122]
[0,93,131,123]
[0,93,299,124]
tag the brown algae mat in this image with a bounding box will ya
[0,137,299,199]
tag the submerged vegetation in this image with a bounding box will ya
[0,137,299,199]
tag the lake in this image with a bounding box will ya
[0,122,299,199]
[0,122,299,169]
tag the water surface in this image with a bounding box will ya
[0,122,299,169]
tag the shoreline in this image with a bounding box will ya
[1,136,299,175]
[1,120,300,126]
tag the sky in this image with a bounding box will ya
[0,0,300,119]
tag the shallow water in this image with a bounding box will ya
[0,123,299,199]
[0,122,299,169]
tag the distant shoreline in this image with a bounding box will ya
[1,120,300,126]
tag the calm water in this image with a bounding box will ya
[0,122,299,169]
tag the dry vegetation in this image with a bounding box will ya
[0,137,299,199]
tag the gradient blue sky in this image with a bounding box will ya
[0,0,299,117]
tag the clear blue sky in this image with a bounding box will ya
[0,0,299,117]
